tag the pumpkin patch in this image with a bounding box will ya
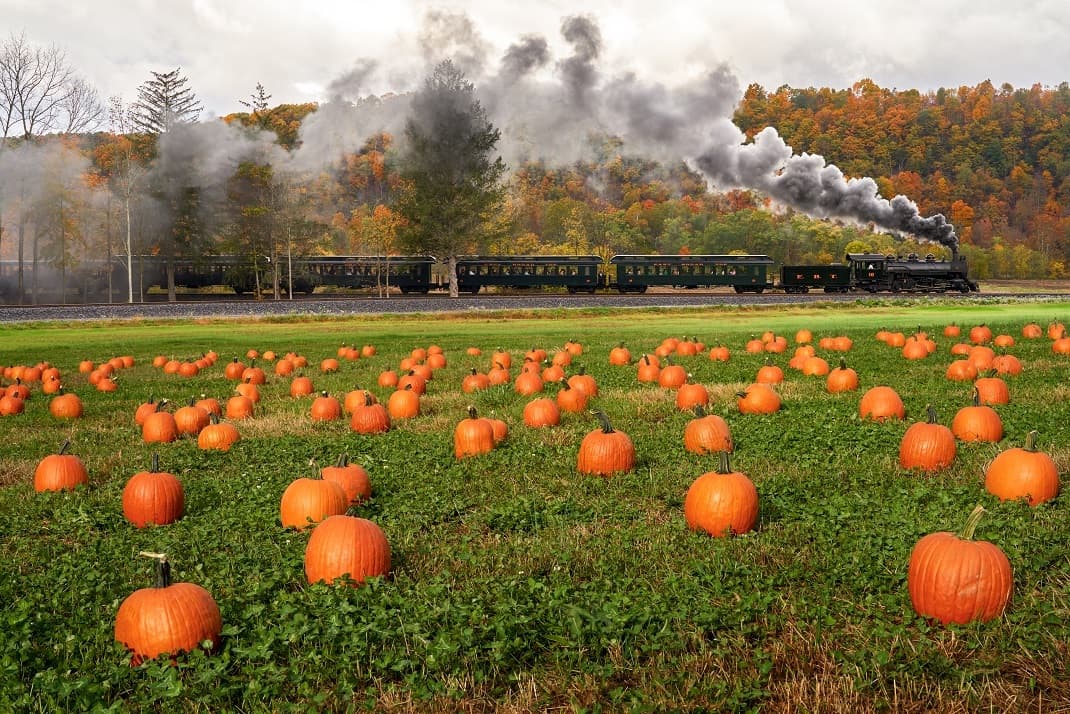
[1,304,1068,711]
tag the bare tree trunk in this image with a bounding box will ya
[17,214,25,304]
[448,254,459,297]
[124,196,133,303]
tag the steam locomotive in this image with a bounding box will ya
[0,250,977,303]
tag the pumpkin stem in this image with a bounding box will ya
[592,409,615,433]
[58,439,72,456]
[838,357,847,371]
[1024,430,1039,452]
[364,392,374,407]
[150,452,160,473]
[925,404,938,424]
[208,413,220,425]
[139,551,171,588]
[641,354,651,365]
[717,450,733,474]
[559,378,571,391]
[971,386,981,407]
[692,405,707,418]
[335,453,349,468]
[958,504,987,541]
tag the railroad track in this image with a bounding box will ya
[0,290,1065,323]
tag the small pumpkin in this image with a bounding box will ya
[320,454,372,506]
[197,415,241,451]
[636,354,661,383]
[974,375,1009,405]
[951,388,1003,442]
[899,405,956,472]
[825,358,858,393]
[34,439,89,492]
[310,391,342,422]
[49,389,84,419]
[683,451,759,537]
[290,375,314,398]
[984,431,1060,506]
[280,477,348,530]
[454,406,496,458]
[576,411,636,476]
[122,454,184,528]
[907,505,1012,625]
[462,368,490,393]
[142,404,178,444]
[683,405,733,454]
[523,398,560,428]
[556,379,590,413]
[174,399,210,436]
[114,552,222,665]
[608,343,632,366]
[350,393,391,434]
[304,515,391,587]
[675,376,709,411]
[858,386,905,422]
[736,384,781,415]
[387,384,421,419]
[755,359,783,385]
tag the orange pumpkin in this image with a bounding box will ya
[33,440,89,492]
[454,406,496,458]
[122,454,184,528]
[984,431,1060,506]
[907,506,1012,625]
[576,411,636,476]
[858,386,905,422]
[279,477,348,530]
[683,406,733,454]
[899,406,956,472]
[684,452,758,537]
[304,515,391,587]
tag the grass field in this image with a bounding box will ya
[1,299,1068,712]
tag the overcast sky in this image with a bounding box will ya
[5,0,1069,120]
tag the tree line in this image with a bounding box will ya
[2,32,1067,304]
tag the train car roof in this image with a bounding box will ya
[455,255,603,263]
[297,255,436,263]
[610,254,774,264]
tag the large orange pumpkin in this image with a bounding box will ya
[454,406,496,458]
[576,411,635,476]
[122,454,184,528]
[279,478,348,530]
[984,431,1060,506]
[114,553,221,665]
[684,452,758,537]
[907,506,1012,625]
[899,406,956,472]
[34,440,89,492]
[683,406,733,454]
[858,386,905,422]
[304,515,391,587]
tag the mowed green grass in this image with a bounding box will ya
[1,300,1068,712]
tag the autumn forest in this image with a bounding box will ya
[3,72,1070,302]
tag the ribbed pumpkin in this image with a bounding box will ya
[567,368,598,397]
[523,398,560,428]
[197,415,241,451]
[349,393,391,434]
[454,406,496,458]
[945,359,977,382]
[279,477,348,530]
[984,431,1060,506]
[34,440,89,492]
[304,515,391,586]
[0,394,25,415]
[576,411,636,476]
[683,406,733,454]
[657,362,687,390]
[907,505,1012,625]
[899,405,956,472]
[755,360,784,385]
[122,454,184,528]
[225,394,255,420]
[951,389,1003,442]
[289,375,314,398]
[321,454,372,506]
[114,552,222,665]
[684,452,758,537]
[462,368,490,393]
[513,370,543,396]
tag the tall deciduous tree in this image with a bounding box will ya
[395,60,506,296]
[0,32,102,302]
